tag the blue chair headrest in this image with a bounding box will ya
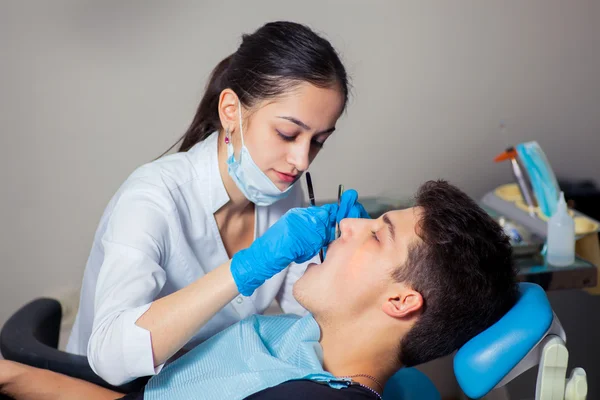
[454,282,554,399]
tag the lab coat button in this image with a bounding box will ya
[236,297,244,304]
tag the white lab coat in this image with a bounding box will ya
[66,131,312,386]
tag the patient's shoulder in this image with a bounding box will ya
[245,380,378,399]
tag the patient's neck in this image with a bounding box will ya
[317,315,402,393]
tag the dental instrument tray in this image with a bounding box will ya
[492,212,545,257]
[482,183,600,240]
[490,141,600,240]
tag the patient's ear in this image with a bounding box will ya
[383,288,423,319]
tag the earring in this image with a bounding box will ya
[224,127,230,144]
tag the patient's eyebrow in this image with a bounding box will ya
[383,214,396,241]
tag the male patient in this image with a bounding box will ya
[0,180,517,400]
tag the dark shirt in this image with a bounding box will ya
[117,379,379,400]
[246,379,379,399]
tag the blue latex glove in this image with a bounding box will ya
[337,189,370,220]
[319,189,370,258]
[231,204,337,296]
[328,189,370,241]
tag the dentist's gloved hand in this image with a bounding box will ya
[326,189,370,242]
[231,204,337,296]
[337,189,370,222]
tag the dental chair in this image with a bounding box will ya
[0,283,588,399]
[384,282,588,400]
[0,298,149,395]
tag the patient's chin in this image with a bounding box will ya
[292,263,326,312]
[292,280,305,304]
[292,279,314,312]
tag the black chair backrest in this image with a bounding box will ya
[0,298,149,394]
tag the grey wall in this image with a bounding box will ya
[2,1,599,398]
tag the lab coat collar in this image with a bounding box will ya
[187,131,230,213]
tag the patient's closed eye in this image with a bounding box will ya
[371,231,379,242]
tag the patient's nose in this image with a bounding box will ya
[339,218,370,240]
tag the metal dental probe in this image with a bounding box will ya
[305,172,324,263]
[336,184,344,239]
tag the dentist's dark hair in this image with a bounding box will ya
[163,21,349,155]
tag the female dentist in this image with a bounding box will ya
[65,21,368,386]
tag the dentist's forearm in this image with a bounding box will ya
[135,260,239,367]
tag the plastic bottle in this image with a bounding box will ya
[546,192,575,266]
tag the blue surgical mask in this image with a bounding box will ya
[226,102,294,206]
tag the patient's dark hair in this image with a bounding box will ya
[162,21,348,155]
[395,180,518,367]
